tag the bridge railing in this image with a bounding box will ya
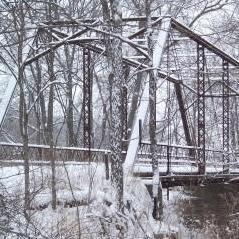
[139,141,237,173]
[1,142,238,175]
[0,142,111,163]
[138,141,196,162]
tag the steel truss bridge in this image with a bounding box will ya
[1,16,239,187]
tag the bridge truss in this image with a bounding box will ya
[1,16,239,184]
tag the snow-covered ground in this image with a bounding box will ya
[0,163,177,238]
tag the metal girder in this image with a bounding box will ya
[83,48,92,150]
[174,83,195,154]
[171,18,239,67]
[43,16,161,26]
[222,60,230,172]
[42,17,239,67]
[26,17,239,69]
[25,24,180,85]
[121,64,129,153]
[24,28,90,67]
[197,44,206,174]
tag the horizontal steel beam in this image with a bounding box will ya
[27,27,180,84]
[43,16,161,26]
[41,16,239,67]
[0,141,111,154]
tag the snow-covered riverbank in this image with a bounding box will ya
[0,163,178,238]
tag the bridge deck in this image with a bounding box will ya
[133,163,239,176]
[134,161,239,187]
[141,174,239,188]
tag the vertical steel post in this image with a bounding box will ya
[83,48,92,158]
[121,65,129,159]
[197,44,206,174]
[139,119,142,147]
[122,85,128,151]
[222,60,230,173]
[104,152,110,180]
[166,146,171,175]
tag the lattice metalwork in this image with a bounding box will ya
[122,64,129,150]
[197,44,206,174]
[122,85,128,151]
[222,60,230,172]
[83,48,92,149]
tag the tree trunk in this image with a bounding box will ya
[19,70,30,218]
[46,0,58,210]
[15,1,30,218]
[47,50,57,210]
[101,0,124,212]
[146,0,163,220]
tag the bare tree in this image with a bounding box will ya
[100,0,124,212]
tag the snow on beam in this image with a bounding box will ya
[0,141,111,154]
[23,25,95,67]
[171,18,239,66]
[128,17,163,39]
[124,17,172,178]
[47,27,180,84]
[43,16,161,26]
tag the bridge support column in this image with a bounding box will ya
[83,48,92,160]
[121,65,129,153]
[222,60,230,173]
[197,44,206,174]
